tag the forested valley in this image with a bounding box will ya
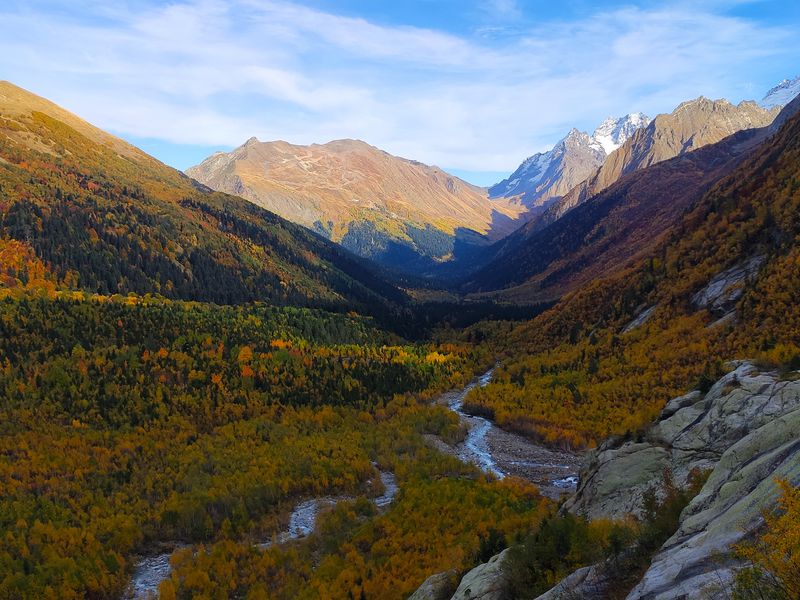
[0,76,798,600]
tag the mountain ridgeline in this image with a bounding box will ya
[187,138,527,272]
[0,81,406,318]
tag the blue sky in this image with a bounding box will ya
[1,0,798,186]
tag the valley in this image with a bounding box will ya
[0,32,799,600]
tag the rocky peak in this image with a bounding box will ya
[592,112,651,154]
[489,113,649,206]
[761,75,800,109]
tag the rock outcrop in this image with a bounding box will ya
[533,564,608,600]
[622,305,657,334]
[449,549,510,600]
[408,570,458,600]
[691,255,765,317]
[407,551,510,600]
[409,363,800,600]
[560,362,800,598]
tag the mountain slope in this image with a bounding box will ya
[489,114,649,215]
[540,98,779,226]
[462,93,800,448]
[0,81,405,314]
[462,98,791,303]
[187,138,527,271]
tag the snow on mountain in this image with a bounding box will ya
[489,128,605,201]
[761,76,800,109]
[490,113,650,204]
[592,112,651,154]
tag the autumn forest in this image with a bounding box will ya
[0,42,799,600]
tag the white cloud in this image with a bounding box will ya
[0,0,797,173]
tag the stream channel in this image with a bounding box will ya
[128,369,580,597]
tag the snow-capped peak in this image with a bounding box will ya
[592,112,651,155]
[761,76,800,110]
[489,113,650,199]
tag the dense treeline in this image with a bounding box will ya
[0,292,528,599]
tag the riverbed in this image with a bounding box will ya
[128,371,578,597]
[436,368,582,499]
[128,470,398,599]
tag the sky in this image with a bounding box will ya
[0,0,798,186]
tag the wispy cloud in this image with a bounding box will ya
[481,0,523,20]
[0,0,797,173]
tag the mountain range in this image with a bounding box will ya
[506,96,780,241]
[185,81,797,283]
[0,81,405,316]
[462,96,789,302]
[488,113,650,214]
[2,70,800,600]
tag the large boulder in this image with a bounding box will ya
[449,549,510,600]
[408,570,458,600]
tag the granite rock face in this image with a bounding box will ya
[410,364,800,600]
[691,255,765,317]
[448,549,510,600]
[561,362,800,599]
[408,570,458,600]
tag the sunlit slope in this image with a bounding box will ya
[0,81,404,313]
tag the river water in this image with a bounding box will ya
[441,368,582,499]
[128,470,398,599]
